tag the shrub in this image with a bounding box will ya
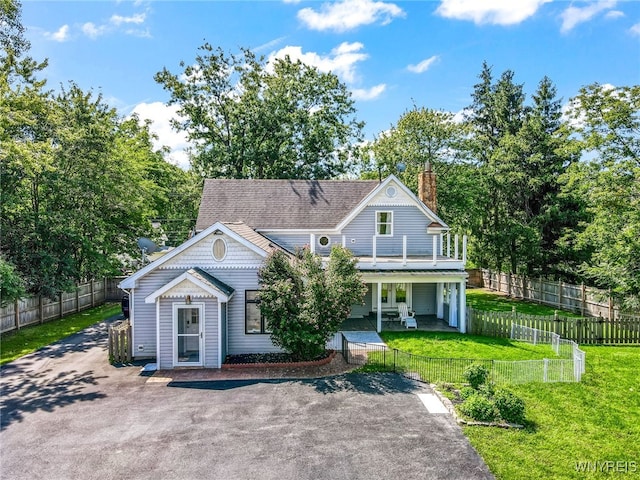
[459,393,498,422]
[494,389,526,424]
[459,386,476,400]
[464,363,490,389]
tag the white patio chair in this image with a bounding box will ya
[397,302,417,329]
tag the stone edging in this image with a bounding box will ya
[221,350,337,369]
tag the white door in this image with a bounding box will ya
[174,305,203,366]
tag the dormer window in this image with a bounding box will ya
[376,211,393,236]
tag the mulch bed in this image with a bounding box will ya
[224,351,332,365]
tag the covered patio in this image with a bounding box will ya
[339,314,457,332]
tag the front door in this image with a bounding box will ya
[174,304,203,366]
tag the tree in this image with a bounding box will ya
[155,44,364,179]
[464,65,578,276]
[0,256,25,305]
[361,106,479,233]
[564,84,640,308]
[258,246,366,360]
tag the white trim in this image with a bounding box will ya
[218,302,223,368]
[156,299,160,367]
[130,288,135,357]
[335,175,449,232]
[119,222,269,289]
[375,210,393,237]
[172,302,204,367]
[145,270,232,304]
[317,235,331,248]
[212,237,228,262]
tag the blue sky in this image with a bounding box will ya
[23,0,640,168]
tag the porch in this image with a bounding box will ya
[339,314,457,332]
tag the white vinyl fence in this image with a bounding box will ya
[509,324,586,382]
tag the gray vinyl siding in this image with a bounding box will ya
[413,283,436,315]
[158,298,173,369]
[205,269,282,355]
[349,285,372,317]
[220,303,228,360]
[203,297,219,368]
[341,206,437,256]
[132,269,182,359]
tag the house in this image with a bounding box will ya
[118,167,468,369]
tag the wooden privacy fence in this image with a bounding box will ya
[108,319,132,363]
[481,269,628,320]
[1,279,109,334]
[468,307,640,345]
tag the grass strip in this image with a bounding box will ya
[0,303,121,365]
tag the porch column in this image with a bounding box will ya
[448,283,458,328]
[436,283,444,319]
[376,281,382,333]
[458,280,467,333]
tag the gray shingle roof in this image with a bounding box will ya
[196,179,380,231]
[222,222,282,255]
[190,267,235,297]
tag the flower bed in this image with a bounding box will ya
[222,350,335,369]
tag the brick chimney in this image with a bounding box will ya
[418,162,437,213]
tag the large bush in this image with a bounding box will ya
[494,389,526,424]
[258,246,366,361]
[459,394,498,422]
[464,363,490,389]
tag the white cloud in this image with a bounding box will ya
[352,84,386,101]
[110,13,146,26]
[82,22,108,39]
[407,55,439,74]
[270,42,368,83]
[45,24,70,42]
[560,0,616,33]
[81,11,148,39]
[130,102,192,170]
[630,22,640,36]
[435,0,550,26]
[604,10,624,19]
[298,0,405,32]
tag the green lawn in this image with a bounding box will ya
[463,345,640,480]
[0,303,121,365]
[467,288,582,317]
[381,331,553,360]
[377,289,639,479]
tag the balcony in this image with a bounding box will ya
[318,233,467,271]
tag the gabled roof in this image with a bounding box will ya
[119,221,276,289]
[145,268,234,304]
[196,179,380,231]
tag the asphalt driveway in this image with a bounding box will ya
[1,319,493,480]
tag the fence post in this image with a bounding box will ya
[558,280,563,309]
[597,315,604,345]
[581,283,586,317]
[76,287,80,313]
[90,280,95,307]
[59,293,64,319]
[577,319,583,344]
[507,272,512,297]
[38,295,44,324]
[608,290,613,322]
[14,299,20,330]
[554,310,560,336]
[393,349,397,373]
[539,277,543,305]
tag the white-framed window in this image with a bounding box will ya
[318,235,331,248]
[245,290,270,334]
[212,237,227,261]
[376,211,393,236]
